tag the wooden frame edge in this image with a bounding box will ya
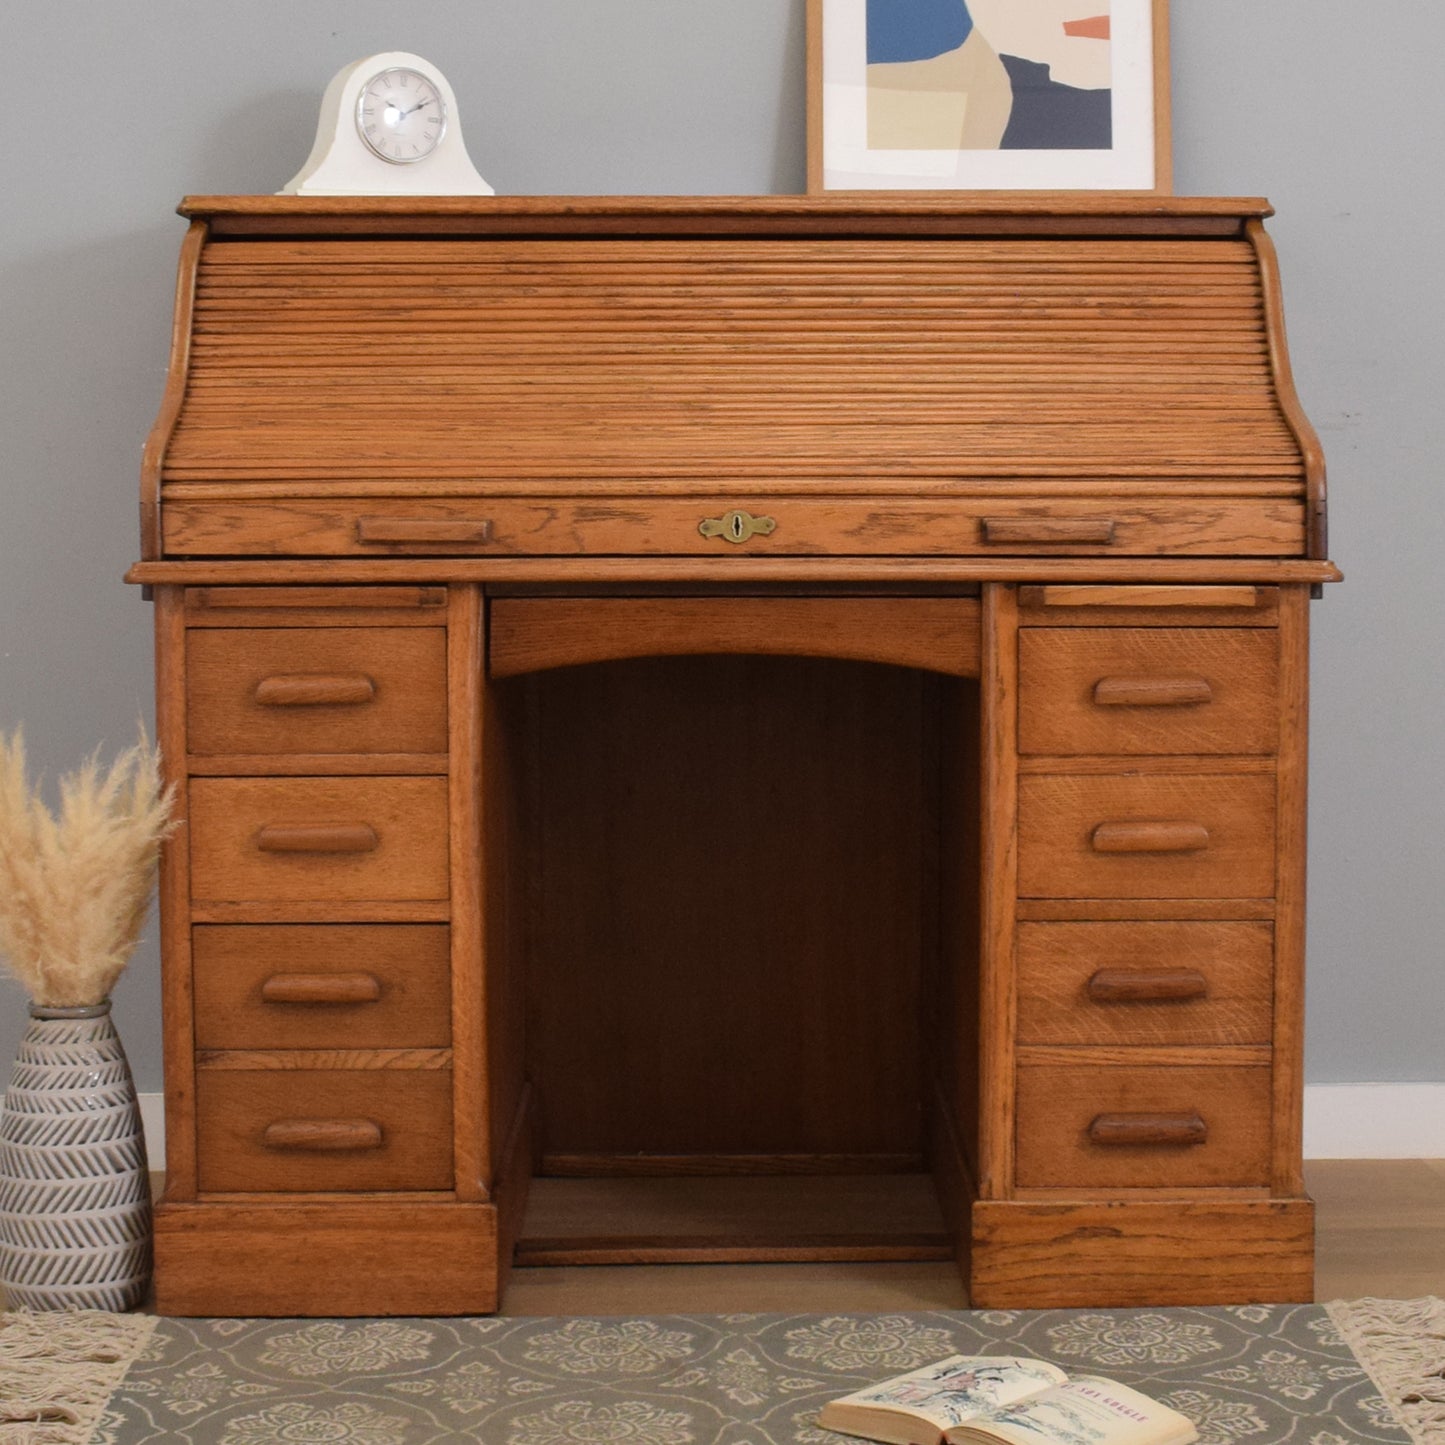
[1247,218,1329,560]
[154,587,197,1198]
[1151,0,1173,195]
[977,582,1019,1198]
[805,0,825,194]
[804,0,1172,195]
[141,220,206,560]
[1271,585,1309,1195]
[448,583,489,1200]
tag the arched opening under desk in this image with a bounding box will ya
[484,590,985,1269]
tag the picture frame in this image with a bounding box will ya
[806,0,1171,193]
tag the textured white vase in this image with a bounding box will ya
[0,1001,152,1310]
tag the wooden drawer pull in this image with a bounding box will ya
[1088,1112,1208,1147]
[1092,675,1213,708]
[981,517,1116,546]
[256,823,379,854]
[262,1118,383,1152]
[254,673,377,708]
[260,972,383,1005]
[1091,821,1210,854]
[1087,968,1210,1003]
[356,518,492,545]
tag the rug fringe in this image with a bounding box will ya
[0,1310,157,1445]
[1327,1296,1445,1445]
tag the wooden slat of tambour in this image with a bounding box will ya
[162,235,1306,491]
[194,234,1266,260]
[161,481,1307,502]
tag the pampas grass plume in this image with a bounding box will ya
[0,727,176,1008]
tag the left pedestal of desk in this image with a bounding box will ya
[147,581,522,1316]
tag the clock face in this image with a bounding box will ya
[355,67,447,163]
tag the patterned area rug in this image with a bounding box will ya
[2,1301,1440,1445]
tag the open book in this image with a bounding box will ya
[817,1354,1198,1445]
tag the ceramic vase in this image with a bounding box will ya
[0,1000,152,1310]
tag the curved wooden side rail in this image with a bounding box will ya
[488,596,983,680]
[1248,218,1328,559]
[140,218,207,561]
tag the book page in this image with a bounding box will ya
[948,1375,1197,1445]
[827,1355,1069,1432]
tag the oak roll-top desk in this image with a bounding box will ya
[127,196,1336,1317]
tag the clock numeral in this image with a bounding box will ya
[423,132,436,142]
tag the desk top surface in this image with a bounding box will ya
[179,194,1274,240]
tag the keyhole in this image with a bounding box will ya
[729,512,746,541]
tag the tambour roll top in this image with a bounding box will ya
[143,196,1325,562]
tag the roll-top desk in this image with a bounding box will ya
[128,196,1337,1316]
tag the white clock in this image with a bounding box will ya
[280,51,494,196]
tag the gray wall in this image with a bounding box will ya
[2,2,1440,1091]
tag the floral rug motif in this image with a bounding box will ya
[78,1304,1427,1445]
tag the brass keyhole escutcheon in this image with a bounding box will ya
[698,509,778,545]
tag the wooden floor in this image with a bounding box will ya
[499,1161,1445,1315]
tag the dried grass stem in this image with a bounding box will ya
[0,728,175,1007]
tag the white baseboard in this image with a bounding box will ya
[135,1084,1445,1170]
[140,1091,167,1170]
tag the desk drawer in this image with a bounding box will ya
[1019,629,1279,756]
[1016,1064,1272,1189]
[196,1067,453,1192]
[193,924,451,1050]
[189,777,449,903]
[1017,921,1273,1047]
[1018,773,1276,899]
[161,496,1306,558]
[187,628,447,756]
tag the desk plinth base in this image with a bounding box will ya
[152,1199,504,1316]
[152,1191,1314,1315]
[969,1196,1315,1307]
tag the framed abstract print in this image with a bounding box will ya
[806,0,1171,192]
